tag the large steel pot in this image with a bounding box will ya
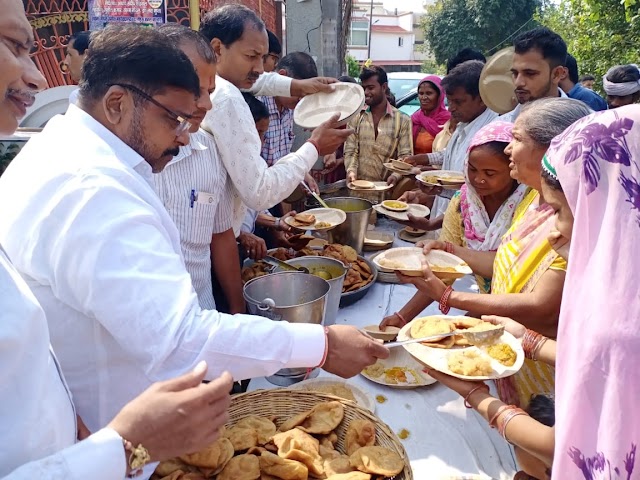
[323,197,373,254]
[243,272,330,386]
[277,257,347,327]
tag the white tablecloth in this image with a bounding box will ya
[248,219,518,479]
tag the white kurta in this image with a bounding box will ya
[0,249,125,479]
[0,105,325,445]
[201,73,319,236]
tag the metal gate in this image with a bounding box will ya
[25,0,198,88]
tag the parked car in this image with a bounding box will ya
[387,72,425,100]
[396,89,420,116]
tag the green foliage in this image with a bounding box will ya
[423,0,542,65]
[345,54,361,78]
[421,59,446,75]
[537,0,640,93]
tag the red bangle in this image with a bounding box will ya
[443,241,455,254]
[522,329,547,360]
[395,312,408,326]
[498,408,528,441]
[463,384,489,408]
[307,138,320,154]
[489,405,515,428]
[439,286,453,314]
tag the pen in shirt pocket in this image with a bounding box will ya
[190,189,196,208]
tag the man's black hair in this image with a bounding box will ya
[277,51,318,80]
[441,60,484,97]
[513,27,567,69]
[200,4,265,45]
[526,395,555,427]
[607,64,640,84]
[359,65,388,86]
[338,75,357,83]
[565,53,579,85]
[242,92,269,122]
[446,47,486,74]
[267,29,282,55]
[157,23,216,64]
[69,31,91,55]
[579,74,595,83]
[80,24,200,103]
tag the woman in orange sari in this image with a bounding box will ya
[411,76,450,155]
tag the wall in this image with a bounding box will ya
[370,32,414,61]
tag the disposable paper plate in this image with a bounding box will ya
[390,159,413,171]
[284,208,347,231]
[361,347,437,389]
[290,378,376,412]
[417,171,465,191]
[294,82,365,129]
[480,47,517,115]
[381,200,409,212]
[363,324,400,341]
[383,162,415,176]
[397,316,525,381]
[372,247,472,279]
[363,231,394,251]
[373,203,430,222]
[348,181,393,192]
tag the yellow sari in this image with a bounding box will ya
[492,189,566,407]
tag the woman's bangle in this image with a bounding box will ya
[463,384,489,408]
[498,408,529,442]
[522,329,548,360]
[443,241,455,254]
[489,405,515,428]
[394,312,408,326]
[439,286,453,314]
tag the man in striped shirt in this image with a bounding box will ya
[153,25,245,314]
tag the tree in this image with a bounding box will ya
[345,54,361,78]
[537,0,640,93]
[423,0,542,65]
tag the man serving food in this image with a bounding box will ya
[0,24,389,479]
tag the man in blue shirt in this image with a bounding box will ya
[560,54,608,111]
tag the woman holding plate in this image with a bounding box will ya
[382,98,592,407]
[424,105,640,480]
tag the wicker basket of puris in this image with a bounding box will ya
[226,389,413,480]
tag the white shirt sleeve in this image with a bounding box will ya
[203,94,318,212]
[2,429,125,480]
[40,179,325,382]
[248,72,292,97]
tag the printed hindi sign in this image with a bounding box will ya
[88,0,166,29]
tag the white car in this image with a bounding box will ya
[387,72,426,100]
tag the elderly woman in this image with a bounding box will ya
[381,121,529,329]
[390,98,591,407]
[411,75,451,155]
[424,105,640,479]
[603,64,640,109]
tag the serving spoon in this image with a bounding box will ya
[385,325,505,348]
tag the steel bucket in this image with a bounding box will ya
[324,197,373,254]
[277,257,347,327]
[243,272,330,386]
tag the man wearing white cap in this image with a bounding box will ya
[602,64,640,109]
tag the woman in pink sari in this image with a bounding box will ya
[411,75,450,155]
[421,105,640,479]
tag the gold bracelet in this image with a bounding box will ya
[123,438,150,478]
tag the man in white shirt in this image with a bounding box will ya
[0,6,234,478]
[199,5,353,236]
[153,24,244,313]
[500,27,569,123]
[0,22,388,479]
[394,60,498,229]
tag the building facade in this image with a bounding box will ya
[347,1,422,73]
[24,0,278,88]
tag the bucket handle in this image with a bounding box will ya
[258,297,276,311]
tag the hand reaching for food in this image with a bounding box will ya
[323,325,390,378]
[379,313,406,331]
[347,171,357,184]
[238,232,267,260]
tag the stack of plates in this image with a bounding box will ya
[294,82,365,129]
